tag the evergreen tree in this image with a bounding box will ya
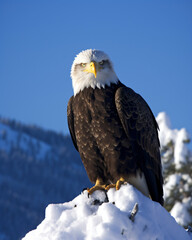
[158,112,192,227]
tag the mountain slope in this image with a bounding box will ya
[0,118,91,240]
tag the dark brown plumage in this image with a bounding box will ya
[67,80,164,205]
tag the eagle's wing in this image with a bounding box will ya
[115,86,163,205]
[67,96,78,151]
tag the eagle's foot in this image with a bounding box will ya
[87,185,106,195]
[116,177,127,190]
[105,177,127,191]
[105,183,116,191]
[87,178,107,195]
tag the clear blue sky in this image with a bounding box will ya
[0,1,192,143]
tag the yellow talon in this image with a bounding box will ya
[105,177,127,191]
[87,177,127,194]
[87,185,106,194]
[116,177,126,190]
[105,183,116,191]
[87,178,106,195]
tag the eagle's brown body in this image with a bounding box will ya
[67,81,164,205]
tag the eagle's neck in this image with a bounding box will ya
[72,72,118,96]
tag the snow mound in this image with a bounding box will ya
[22,184,191,240]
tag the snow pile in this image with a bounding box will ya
[22,184,191,240]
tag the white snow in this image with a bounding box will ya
[163,174,181,199]
[174,128,189,167]
[171,198,192,227]
[22,184,191,240]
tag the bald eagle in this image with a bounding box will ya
[67,49,164,205]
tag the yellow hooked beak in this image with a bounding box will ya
[84,61,97,78]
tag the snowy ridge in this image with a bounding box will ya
[0,118,90,240]
[22,184,191,240]
[0,122,55,161]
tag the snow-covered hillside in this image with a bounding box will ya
[22,184,192,240]
[1,112,191,240]
[0,118,90,240]
[0,122,53,161]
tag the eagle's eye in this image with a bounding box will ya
[99,61,104,65]
[81,63,86,67]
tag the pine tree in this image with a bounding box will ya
[161,133,192,227]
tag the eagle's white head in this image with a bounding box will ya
[71,49,118,96]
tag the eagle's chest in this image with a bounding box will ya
[74,87,119,133]
[73,86,126,156]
